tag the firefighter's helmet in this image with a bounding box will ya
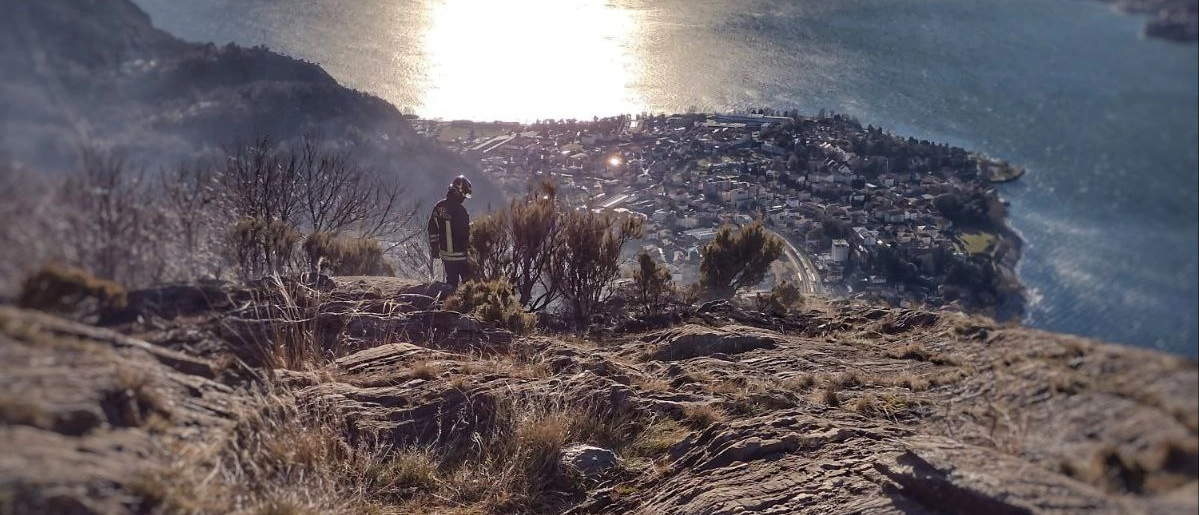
[450,175,473,198]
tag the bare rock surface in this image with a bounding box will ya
[2,277,1196,514]
[0,306,239,515]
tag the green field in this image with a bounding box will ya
[959,232,997,256]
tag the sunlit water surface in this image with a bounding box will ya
[135,0,1199,357]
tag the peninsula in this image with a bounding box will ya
[1,1,1195,515]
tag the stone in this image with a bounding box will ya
[561,444,620,479]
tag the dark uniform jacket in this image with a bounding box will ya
[427,193,469,262]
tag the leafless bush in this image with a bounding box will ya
[157,162,227,279]
[0,164,57,295]
[552,208,643,328]
[216,135,416,280]
[295,135,416,241]
[218,136,302,226]
[2,135,418,289]
[59,149,169,285]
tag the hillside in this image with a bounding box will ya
[0,0,494,203]
[2,276,1195,514]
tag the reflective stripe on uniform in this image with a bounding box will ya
[445,222,454,254]
[440,251,467,262]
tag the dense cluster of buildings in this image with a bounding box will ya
[417,111,1012,309]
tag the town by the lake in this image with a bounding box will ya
[414,112,1027,319]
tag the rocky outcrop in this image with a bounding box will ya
[0,306,239,515]
[1,278,1195,514]
[645,324,779,361]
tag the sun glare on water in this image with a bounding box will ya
[420,0,646,121]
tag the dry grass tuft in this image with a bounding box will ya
[0,394,52,429]
[681,403,725,430]
[848,392,924,421]
[893,372,931,392]
[886,343,931,361]
[630,375,671,393]
[886,342,957,366]
[815,383,840,407]
[408,361,440,381]
[780,373,817,392]
[829,370,862,388]
[127,379,664,513]
[627,418,689,459]
[17,264,128,322]
[103,366,171,428]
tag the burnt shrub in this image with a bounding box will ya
[551,208,643,328]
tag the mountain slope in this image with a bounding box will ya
[0,0,492,203]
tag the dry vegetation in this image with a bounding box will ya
[0,136,418,296]
[131,382,660,515]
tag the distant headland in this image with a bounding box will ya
[1092,0,1198,42]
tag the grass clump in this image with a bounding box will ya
[680,404,725,430]
[627,418,689,459]
[445,279,537,335]
[781,373,817,391]
[0,395,52,429]
[815,383,840,407]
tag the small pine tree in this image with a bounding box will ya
[632,251,673,315]
[699,220,784,299]
[757,280,804,316]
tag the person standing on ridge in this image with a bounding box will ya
[427,175,472,289]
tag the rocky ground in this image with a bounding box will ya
[1,276,1196,514]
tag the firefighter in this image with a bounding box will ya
[427,175,472,289]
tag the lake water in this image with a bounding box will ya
[133,0,1199,357]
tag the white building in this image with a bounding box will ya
[832,239,850,263]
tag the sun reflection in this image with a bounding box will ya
[420,0,645,121]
